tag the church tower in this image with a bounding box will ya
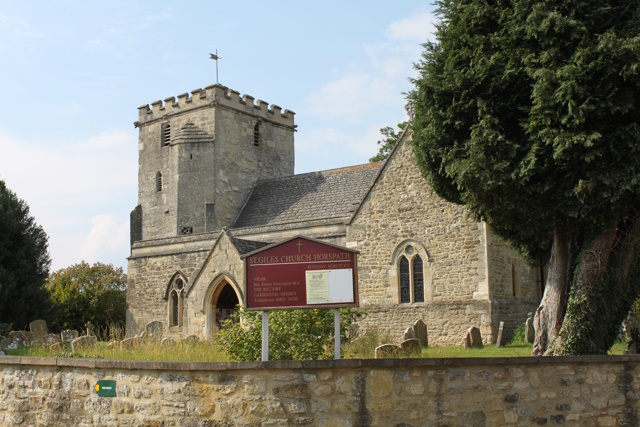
[131,84,295,242]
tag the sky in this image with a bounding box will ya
[0,1,437,272]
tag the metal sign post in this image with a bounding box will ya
[334,308,340,360]
[262,311,269,361]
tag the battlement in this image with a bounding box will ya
[136,84,295,127]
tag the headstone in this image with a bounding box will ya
[43,333,61,345]
[61,329,79,343]
[29,320,48,340]
[463,334,471,350]
[184,335,199,344]
[495,321,504,348]
[145,321,164,339]
[161,337,176,346]
[402,326,416,341]
[466,326,483,348]
[10,331,33,344]
[0,350,4,356]
[49,342,65,352]
[71,335,97,352]
[85,321,94,337]
[0,337,13,351]
[413,319,428,347]
[347,323,359,340]
[138,331,147,339]
[400,339,422,355]
[525,313,535,344]
[106,341,118,349]
[374,344,401,359]
[120,337,138,349]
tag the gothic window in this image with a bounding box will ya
[161,122,171,146]
[169,277,185,327]
[156,172,163,192]
[397,245,425,304]
[512,262,518,297]
[253,122,260,146]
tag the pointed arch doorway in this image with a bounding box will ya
[204,276,242,338]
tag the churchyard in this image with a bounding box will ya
[2,317,623,362]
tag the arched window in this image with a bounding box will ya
[156,172,163,192]
[253,122,260,146]
[169,277,185,327]
[397,245,425,304]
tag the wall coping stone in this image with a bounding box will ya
[2,354,640,372]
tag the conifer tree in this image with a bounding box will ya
[0,181,51,328]
[412,0,640,354]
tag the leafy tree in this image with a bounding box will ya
[369,122,409,162]
[214,307,360,361]
[46,261,126,331]
[0,180,51,328]
[412,0,640,355]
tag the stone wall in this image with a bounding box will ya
[1,355,639,426]
[355,300,493,346]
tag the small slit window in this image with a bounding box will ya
[253,122,260,146]
[161,122,171,146]
[156,172,163,192]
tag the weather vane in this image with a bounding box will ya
[209,50,221,84]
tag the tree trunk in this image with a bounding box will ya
[532,213,640,356]
[531,229,573,356]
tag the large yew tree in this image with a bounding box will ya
[412,0,640,355]
[0,180,51,329]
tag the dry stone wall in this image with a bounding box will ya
[1,355,640,426]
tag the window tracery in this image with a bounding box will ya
[397,244,425,304]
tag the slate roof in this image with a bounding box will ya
[227,234,271,255]
[233,162,384,229]
[173,121,214,144]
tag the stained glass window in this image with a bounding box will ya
[400,256,411,303]
[413,255,424,302]
[171,292,180,326]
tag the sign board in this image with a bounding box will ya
[94,380,116,397]
[243,236,358,310]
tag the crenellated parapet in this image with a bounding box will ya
[136,84,295,128]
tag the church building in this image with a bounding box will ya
[126,84,542,345]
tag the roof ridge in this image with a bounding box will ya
[253,161,384,184]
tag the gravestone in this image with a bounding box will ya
[463,334,471,350]
[184,335,199,344]
[43,333,61,345]
[375,344,400,358]
[525,312,535,344]
[10,330,33,344]
[0,338,13,352]
[138,331,147,339]
[106,341,119,349]
[145,321,163,339]
[466,326,483,348]
[49,342,65,352]
[120,337,139,349]
[61,329,79,343]
[402,326,416,341]
[0,350,4,356]
[29,319,48,341]
[495,321,504,348]
[413,319,428,347]
[71,335,96,352]
[85,321,94,337]
[400,339,421,355]
[161,337,176,346]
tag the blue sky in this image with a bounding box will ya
[0,1,437,271]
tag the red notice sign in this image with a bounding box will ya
[243,236,359,311]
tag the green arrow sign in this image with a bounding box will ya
[94,380,116,397]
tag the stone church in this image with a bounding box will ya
[126,83,543,345]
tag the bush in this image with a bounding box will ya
[510,322,526,346]
[214,307,361,361]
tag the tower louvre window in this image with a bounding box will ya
[253,122,260,146]
[161,122,171,146]
[156,172,163,192]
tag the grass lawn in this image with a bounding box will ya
[5,339,626,362]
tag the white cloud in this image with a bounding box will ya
[386,12,437,42]
[0,130,137,270]
[304,74,398,123]
[82,214,130,266]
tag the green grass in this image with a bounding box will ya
[7,340,228,362]
[5,337,628,361]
